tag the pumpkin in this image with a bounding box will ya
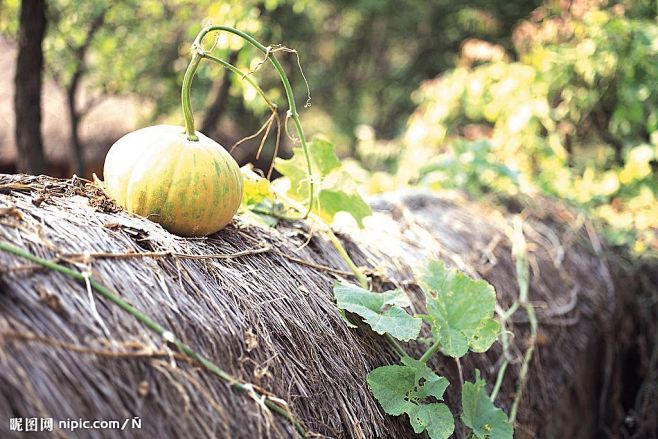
[103,124,243,237]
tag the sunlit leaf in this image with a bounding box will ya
[368,363,454,439]
[414,260,499,357]
[275,137,371,227]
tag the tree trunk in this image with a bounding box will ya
[14,0,47,175]
[201,50,239,138]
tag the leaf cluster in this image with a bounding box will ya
[401,5,658,255]
[335,260,512,439]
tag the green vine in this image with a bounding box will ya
[181,25,314,220]
[181,50,203,142]
[334,259,514,439]
[508,216,537,423]
[192,27,425,368]
[179,28,522,438]
[179,25,375,295]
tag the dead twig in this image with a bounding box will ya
[60,245,272,261]
[0,330,190,363]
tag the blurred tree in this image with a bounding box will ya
[43,0,187,176]
[398,2,658,253]
[14,0,47,174]
[271,0,541,149]
[40,0,268,173]
[49,4,107,176]
[4,0,544,173]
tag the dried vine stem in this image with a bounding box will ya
[197,51,283,178]
[1,330,191,363]
[0,240,307,437]
[492,216,537,423]
[509,216,537,423]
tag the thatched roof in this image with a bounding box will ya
[0,174,645,438]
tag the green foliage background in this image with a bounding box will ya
[389,3,658,256]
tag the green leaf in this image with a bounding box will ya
[469,318,501,353]
[334,283,422,341]
[274,149,311,200]
[401,357,449,400]
[367,365,416,416]
[306,137,342,176]
[274,137,341,199]
[461,371,513,439]
[414,260,500,357]
[368,364,454,439]
[317,190,372,228]
[407,403,454,439]
[274,137,371,227]
[437,327,469,358]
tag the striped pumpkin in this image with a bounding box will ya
[103,125,243,237]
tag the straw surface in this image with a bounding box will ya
[0,175,633,438]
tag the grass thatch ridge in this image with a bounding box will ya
[0,174,625,438]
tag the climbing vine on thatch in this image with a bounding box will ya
[335,260,513,439]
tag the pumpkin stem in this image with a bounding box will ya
[181,50,202,141]
[189,25,315,220]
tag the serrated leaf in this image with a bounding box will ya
[274,151,311,200]
[414,260,499,357]
[461,371,513,439]
[407,403,454,439]
[367,365,416,416]
[274,137,371,227]
[469,318,501,353]
[318,189,372,227]
[401,357,450,400]
[334,283,422,341]
[274,137,341,199]
[369,362,454,439]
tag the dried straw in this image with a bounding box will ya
[0,175,637,438]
